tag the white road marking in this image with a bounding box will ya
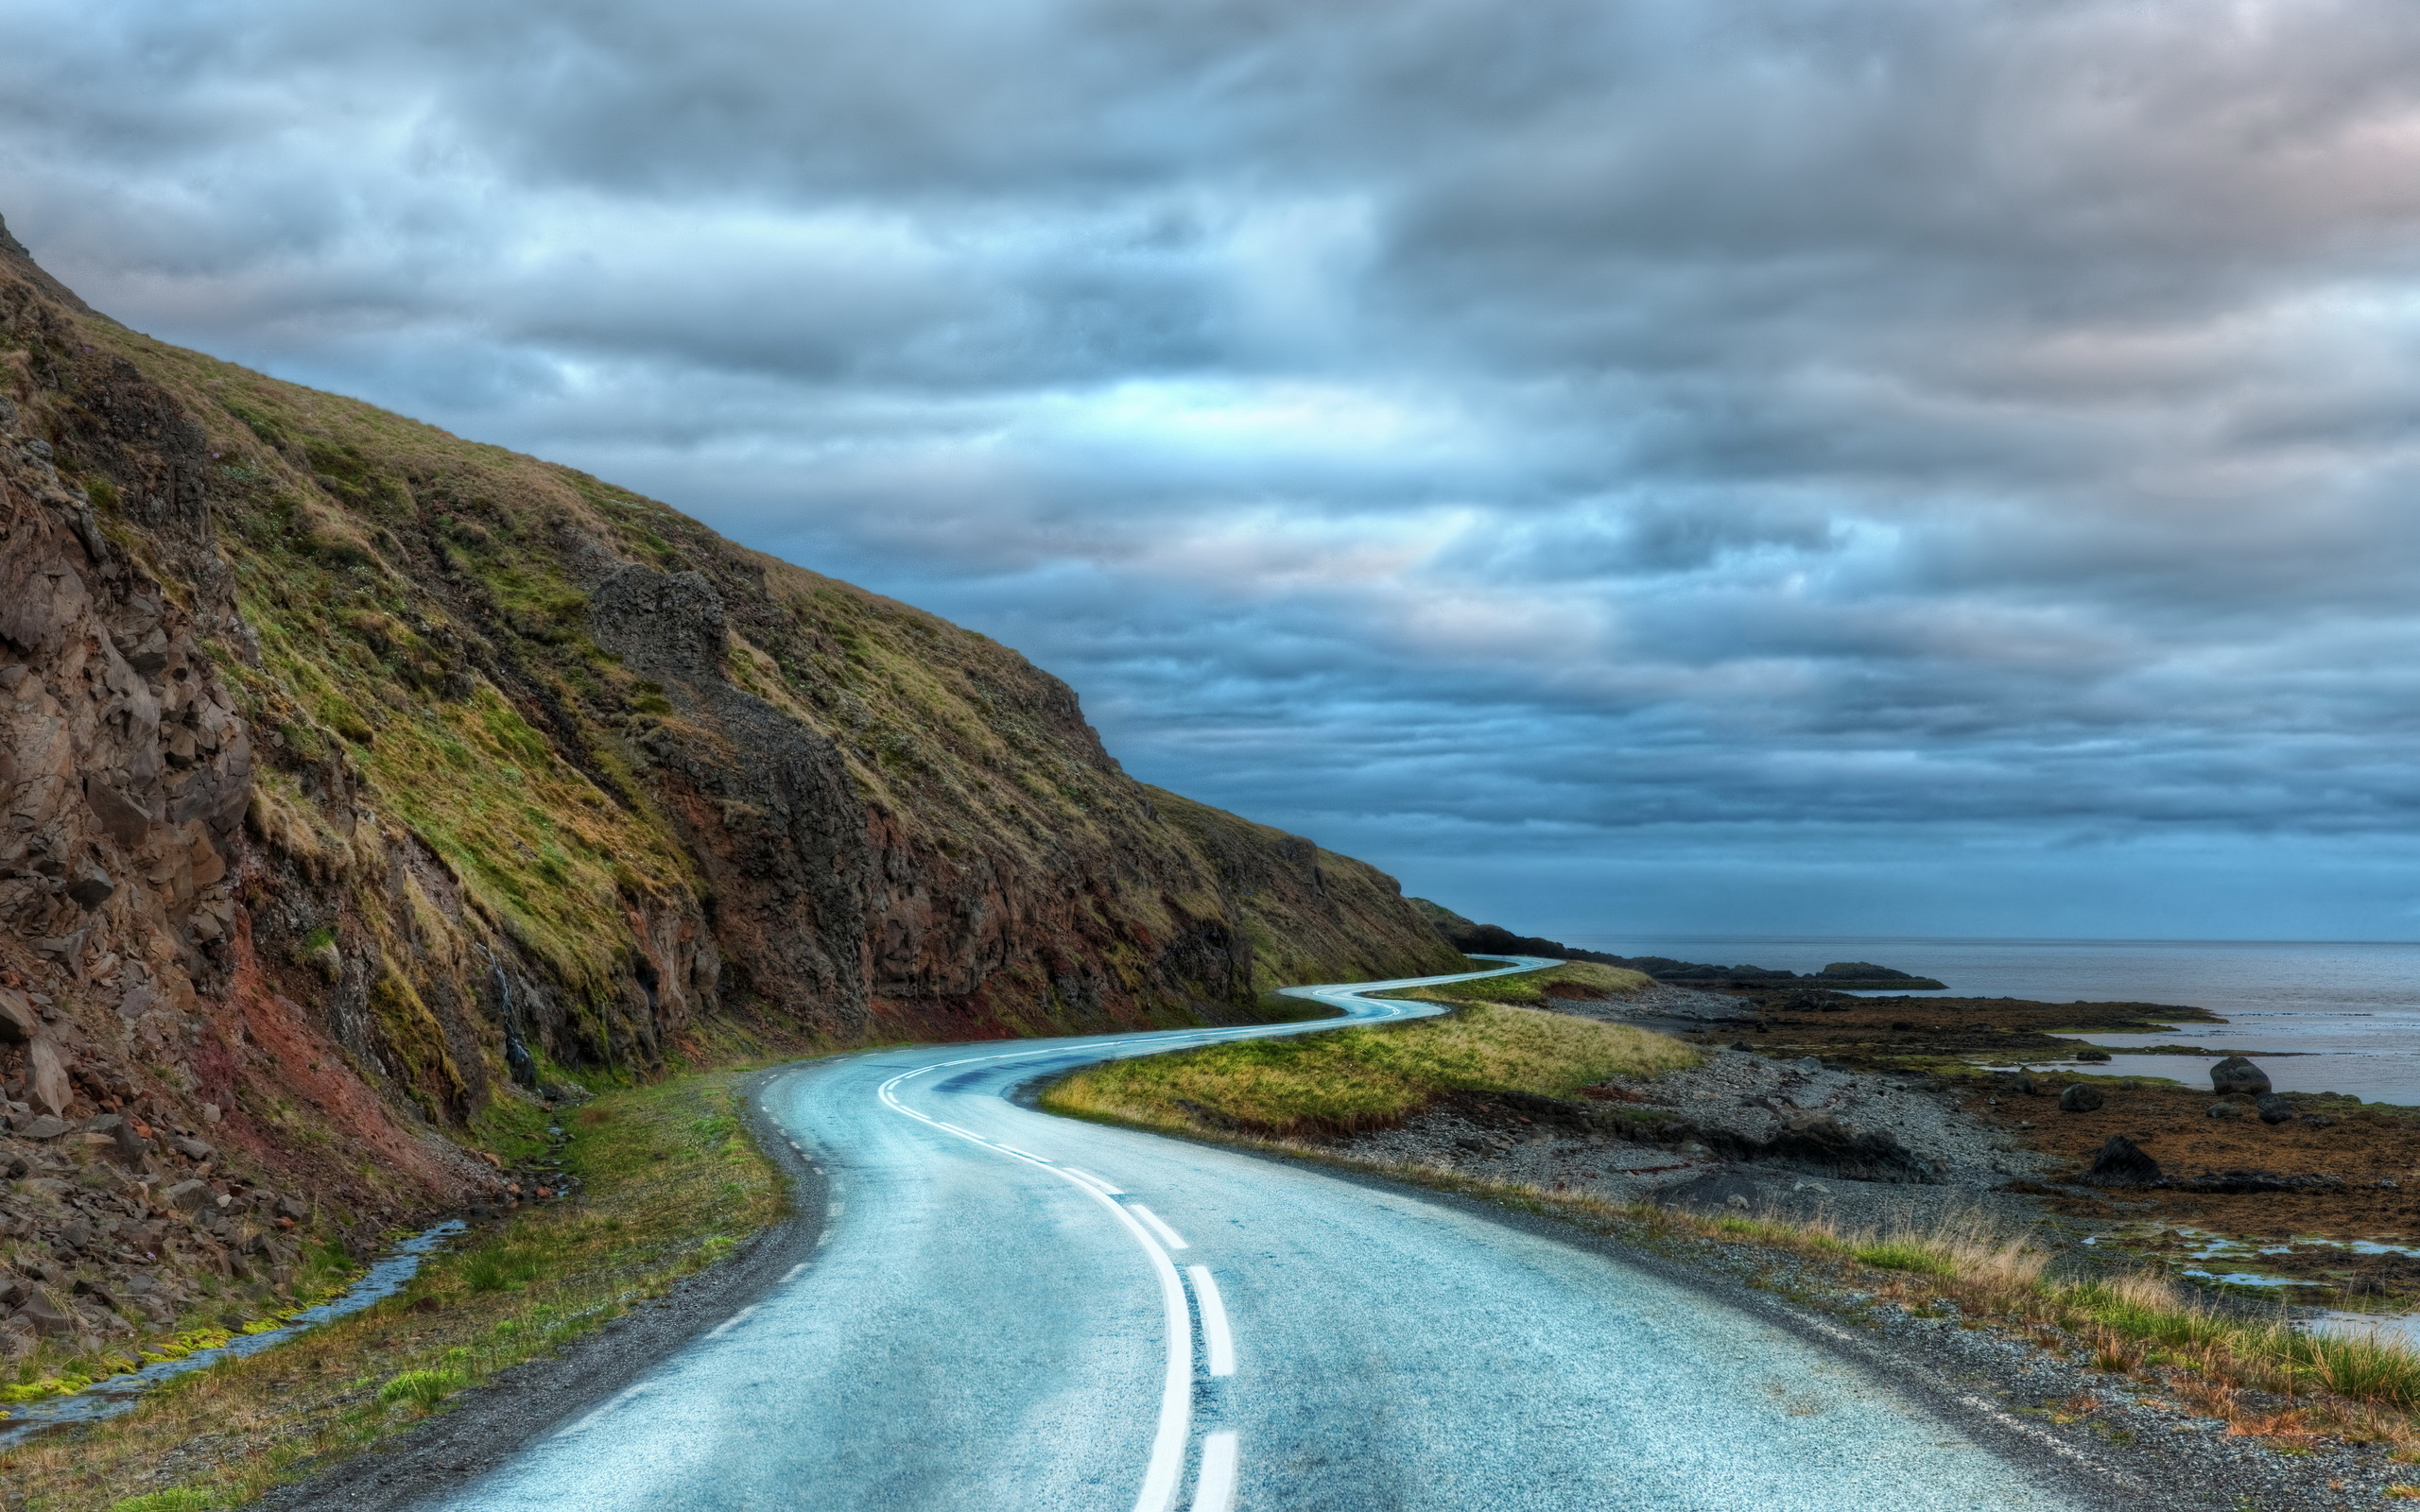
[1186,1267,1234,1376]
[876,1057,1195,1512]
[856,957,1552,1512]
[707,1305,757,1339]
[783,1263,807,1281]
[829,1202,845,1216]
[1189,1431,1238,1512]
[1131,1204,1190,1251]
[555,1382,648,1438]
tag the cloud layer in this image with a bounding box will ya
[12,0,2420,938]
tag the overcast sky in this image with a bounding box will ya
[11,0,2420,946]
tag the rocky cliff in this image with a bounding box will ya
[0,215,1459,1371]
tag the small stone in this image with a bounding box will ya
[1794,1057,1822,1074]
[17,1115,69,1142]
[2059,1084,2105,1113]
[2074,1049,2112,1063]
[163,1178,210,1212]
[171,1136,216,1162]
[2256,1093,2294,1125]
[2211,1057,2272,1096]
[2207,1102,2239,1119]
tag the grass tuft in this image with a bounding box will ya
[373,1367,466,1412]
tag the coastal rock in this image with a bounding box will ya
[2256,1093,2295,1125]
[2082,1134,2162,1187]
[2057,1084,2103,1113]
[2210,1057,2272,1095]
[2172,1169,2342,1195]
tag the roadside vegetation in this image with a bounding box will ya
[1374,960,1652,1005]
[1043,1001,1698,1137]
[1615,1196,2420,1451]
[1051,1001,2420,1456]
[3,1071,783,1512]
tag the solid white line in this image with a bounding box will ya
[1186,1266,1234,1376]
[877,1059,1193,1512]
[1189,1431,1238,1512]
[857,959,1554,1512]
[1131,1204,1190,1251]
[1063,1166,1125,1195]
[707,1304,757,1339]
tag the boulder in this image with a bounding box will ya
[2256,1093,2295,1125]
[27,1037,72,1118]
[65,864,114,910]
[17,1114,69,1142]
[163,1178,210,1212]
[2058,1084,2105,1113]
[2211,1057,2272,1096]
[0,988,34,1042]
[14,1289,74,1336]
[170,1136,216,1162]
[2074,1048,2113,1063]
[2082,1134,2163,1187]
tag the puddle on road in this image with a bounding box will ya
[0,1220,466,1442]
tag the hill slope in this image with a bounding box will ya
[0,215,1458,1362]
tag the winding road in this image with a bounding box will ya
[436,958,2098,1512]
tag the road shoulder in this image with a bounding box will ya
[251,1067,827,1512]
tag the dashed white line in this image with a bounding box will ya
[783,1263,807,1281]
[876,1057,1194,1512]
[1186,1267,1234,1377]
[707,1304,757,1339]
[1062,1166,1125,1195]
[555,1382,648,1438]
[1130,1203,1190,1251]
[1188,1431,1238,1512]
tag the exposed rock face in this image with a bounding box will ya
[0,212,1461,1360]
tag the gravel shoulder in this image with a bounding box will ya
[254,1071,828,1512]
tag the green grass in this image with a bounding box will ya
[1043,1002,1699,1136]
[1374,960,1653,1005]
[6,1070,784,1511]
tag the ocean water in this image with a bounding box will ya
[1564,935,2420,1107]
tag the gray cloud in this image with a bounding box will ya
[10,0,2420,935]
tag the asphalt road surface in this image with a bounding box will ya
[435,958,2093,1512]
